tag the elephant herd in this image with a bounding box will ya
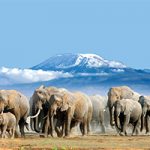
[0,85,149,138]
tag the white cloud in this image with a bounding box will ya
[112,68,124,72]
[0,67,73,84]
[77,72,108,76]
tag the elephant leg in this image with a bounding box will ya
[55,115,65,138]
[55,126,62,137]
[82,115,88,136]
[10,127,15,139]
[99,111,105,133]
[132,122,137,136]
[121,115,130,136]
[59,121,65,137]
[8,129,12,137]
[87,112,92,135]
[65,109,72,137]
[15,113,21,137]
[1,125,7,139]
[87,120,91,134]
[55,121,65,138]
[145,115,150,134]
[79,122,84,135]
[19,119,25,138]
[70,119,78,134]
[44,116,50,138]
[99,121,105,134]
[133,118,141,136]
[65,116,71,137]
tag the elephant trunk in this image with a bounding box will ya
[114,103,122,131]
[29,107,41,132]
[30,107,34,131]
[35,114,41,133]
[30,104,35,131]
[141,114,145,132]
[50,103,57,117]
[114,110,121,130]
[30,118,34,131]
[32,108,41,133]
[50,115,54,137]
[109,107,115,126]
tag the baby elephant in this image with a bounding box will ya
[0,112,16,139]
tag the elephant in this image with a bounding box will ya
[90,95,106,133]
[30,89,47,133]
[114,99,142,136]
[49,90,93,137]
[107,86,140,126]
[30,85,66,135]
[139,96,150,134]
[0,112,16,139]
[0,90,30,137]
[44,104,66,138]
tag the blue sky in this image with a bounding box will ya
[0,0,149,69]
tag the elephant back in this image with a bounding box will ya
[0,90,29,118]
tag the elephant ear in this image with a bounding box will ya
[53,94,62,102]
[139,96,145,106]
[61,92,74,112]
[124,102,133,115]
[0,91,8,104]
[121,87,134,99]
[0,91,7,100]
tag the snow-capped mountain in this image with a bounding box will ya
[0,53,150,96]
[32,54,126,73]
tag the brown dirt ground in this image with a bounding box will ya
[0,133,150,150]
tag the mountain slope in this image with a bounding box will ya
[31,53,127,73]
[1,53,150,96]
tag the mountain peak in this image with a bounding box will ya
[32,53,126,71]
[78,54,126,68]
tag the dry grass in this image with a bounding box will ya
[0,133,150,150]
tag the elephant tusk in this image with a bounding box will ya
[29,109,41,119]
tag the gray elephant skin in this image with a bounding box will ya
[30,85,67,136]
[139,96,150,134]
[107,86,140,126]
[49,90,93,137]
[0,112,16,139]
[90,95,106,133]
[0,90,30,137]
[114,99,142,136]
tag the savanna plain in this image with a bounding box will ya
[0,132,149,150]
